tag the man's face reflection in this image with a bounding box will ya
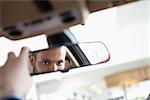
[30,46,66,73]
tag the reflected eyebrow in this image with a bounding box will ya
[41,58,64,63]
[41,58,50,61]
[57,60,64,63]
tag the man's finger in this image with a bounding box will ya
[8,52,16,60]
[19,47,29,59]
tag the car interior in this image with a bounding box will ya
[0,0,149,100]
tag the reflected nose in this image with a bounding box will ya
[48,63,62,71]
[48,63,56,71]
[49,63,58,71]
[54,64,59,71]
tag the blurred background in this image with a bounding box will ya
[0,0,149,100]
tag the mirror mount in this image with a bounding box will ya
[46,29,78,48]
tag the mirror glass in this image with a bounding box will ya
[29,42,110,75]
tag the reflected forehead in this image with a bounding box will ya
[36,46,66,60]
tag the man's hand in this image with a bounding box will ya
[0,47,32,97]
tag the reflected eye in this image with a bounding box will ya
[56,60,63,66]
[41,60,49,65]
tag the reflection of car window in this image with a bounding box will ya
[65,48,79,69]
[64,44,92,70]
[78,42,109,64]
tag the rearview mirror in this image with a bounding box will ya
[29,42,110,75]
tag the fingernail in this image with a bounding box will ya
[22,47,29,52]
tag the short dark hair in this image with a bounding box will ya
[31,51,39,57]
